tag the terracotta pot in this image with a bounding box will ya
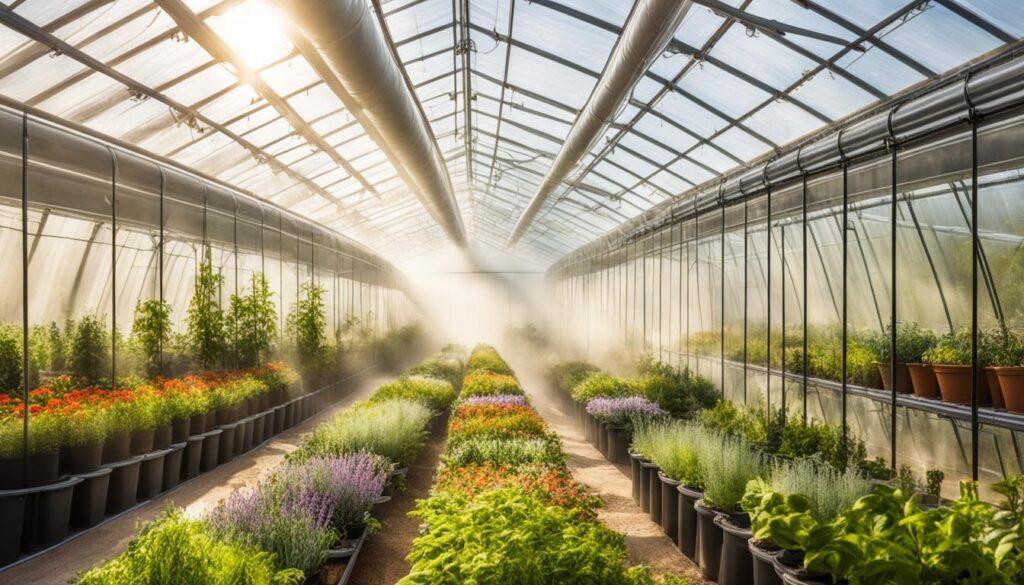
[996,366,1024,413]
[907,363,940,398]
[984,367,1005,409]
[932,364,991,405]
[876,362,913,394]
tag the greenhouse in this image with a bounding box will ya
[0,0,1022,583]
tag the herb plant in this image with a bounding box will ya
[186,254,226,370]
[130,300,172,377]
[226,272,277,368]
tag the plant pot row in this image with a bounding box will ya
[572,404,632,465]
[876,362,1024,412]
[0,389,330,569]
[627,454,768,585]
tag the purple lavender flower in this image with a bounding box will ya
[586,395,666,427]
[279,452,389,528]
[462,394,528,407]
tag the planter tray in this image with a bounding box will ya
[319,521,370,585]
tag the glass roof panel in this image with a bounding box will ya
[876,3,1003,73]
[514,0,618,74]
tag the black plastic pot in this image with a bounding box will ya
[648,463,662,525]
[189,413,206,436]
[262,410,275,442]
[105,456,143,514]
[676,485,703,561]
[596,421,609,455]
[29,452,60,487]
[639,460,657,513]
[0,456,24,490]
[200,429,222,472]
[65,443,103,475]
[772,551,831,584]
[130,428,155,455]
[172,417,191,443]
[23,476,82,550]
[217,423,238,465]
[259,393,270,412]
[695,500,724,582]
[629,451,645,504]
[137,449,170,500]
[284,401,296,429]
[717,514,754,585]
[102,432,130,464]
[153,424,173,451]
[162,443,186,492]
[232,422,245,457]
[583,410,594,442]
[252,414,265,447]
[242,417,256,452]
[658,472,680,541]
[606,426,631,464]
[273,405,286,435]
[182,435,204,480]
[70,467,112,529]
[215,405,239,426]
[205,410,216,434]
[749,540,783,585]
[0,486,30,564]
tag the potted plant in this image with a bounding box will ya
[871,323,937,394]
[0,411,62,488]
[699,437,761,585]
[922,329,991,405]
[993,329,1024,412]
[61,407,107,474]
[586,396,666,464]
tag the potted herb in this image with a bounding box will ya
[920,468,944,507]
[699,437,761,585]
[993,329,1024,412]
[586,396,666,464]
[870,322,937,394]
[0,411,62,488]
[61,407,108,474]
[921,329,992,405]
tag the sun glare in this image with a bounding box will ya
[208,0,292,70]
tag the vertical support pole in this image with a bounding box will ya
[158,168,165,376]
[743,198,749,405]
[110,150,118,385]
[767,188,772,410]
[971,118,979,482]
[20,114,28,474]
[802,175,808,425]
[890,147,899,470]
[842,164,849,444]
[781,221,787,417]
[721,205,725,397]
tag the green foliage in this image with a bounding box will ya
[465,344,513,375]
[922,328,972,365]
[400,487,654,585]
[131,300,172,377]
[371,375,457,412]
[631,360,718,418]
[570,372,631,403]
[286,281,327,380]
[461,370,522,397]
[75,509,303,585]
[290,399,431,468]
[895,464,919,497]
[0,322,22,392]
[409,355,465,389]
[186,254,226,370]
[700,436,761,513]
[226,272,277,368]
[70,314,111,386]
[743,458,870,532]
[547,361,600,394]
[632,421,716,489]
[443,435,565,469]
[926,469,944,499]
[865,322,938,364]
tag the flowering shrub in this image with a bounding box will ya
[585,396,667,429]
[570,373,632,403]
[371,375,457,412]
[443,435,564,469]
[465,344,514,375]
[278,453,389,529]
[461,370,521,398]
[434,463,600,517]
[460,394,528,407]
[408,355,465,389]
[448,404,547,444]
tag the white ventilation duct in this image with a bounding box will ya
[507,0,692,246]
[279,0,467,246]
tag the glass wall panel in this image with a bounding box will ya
[0,110,23,409]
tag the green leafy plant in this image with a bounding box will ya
[465,344,513,375]
[630,360,718,418]
[547,361,600,394]
[70,314,111,385]
[186,254,226,370]
[866,322,938,364]
[286,281,328,381]
[400,487,654,585]
[0,323,22,392]
[371,375,457,412]
[633,421,716,489]
[226,272,277,368]
[461,370,522,397]
[409,355,465,389]
[700,436,761,514]
[75,509,303,585]
[442,435,565,469]
[570,373,631,403]
[925,469,944,499]
[131,300,172,377]
[290,399,431,468]
[922,328,972,365]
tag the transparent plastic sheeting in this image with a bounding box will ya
[549,107,1024,500]
[0,0,1019,265]
[0,106,415,376]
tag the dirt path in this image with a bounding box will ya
[506,351,711,585]
[0,368,394,585]
[347,423,447,585]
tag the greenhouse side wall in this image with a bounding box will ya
[0,106,417,459]
[548,106,1024,498]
